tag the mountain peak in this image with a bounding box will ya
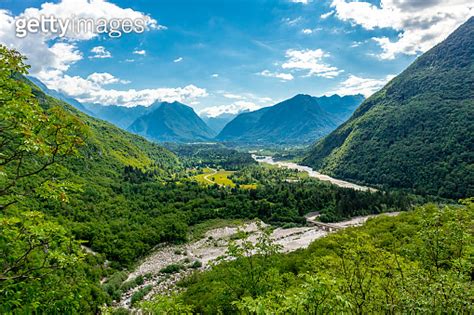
[128,100,215,142]
[291,94,314,101]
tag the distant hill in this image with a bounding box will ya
[202,112,238,134]
[304,17,474,199]
[128,101,216,142]
[83,103,157,129]
[216,94,364,144]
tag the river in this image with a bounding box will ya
[252,154,376,192]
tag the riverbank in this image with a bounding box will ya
[117,211,398,308]
[252,155,376,192]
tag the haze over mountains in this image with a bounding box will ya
[83,103,158,130]
[304,17,474,199]
[201,113,239,134]
[28,76,94,116]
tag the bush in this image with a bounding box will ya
[120,275,144,292]
[111,307,130,315]
[131,285,153,306]
[103,271,129,301]
[160,264,183,274]
[191,260,202,269]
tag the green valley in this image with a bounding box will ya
[0,4,473,315]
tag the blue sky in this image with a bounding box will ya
[0,0,471,116]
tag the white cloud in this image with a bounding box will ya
[37,70,208,107]
[199,101,262,118]
[223,93,245,100]
[87,72,130,85]
[259,70,294,81]
[329,74,395,97]
[48,42,83,71]
[302,28,313,34]
[330,0,473,59]
[173,57,183,63]
[133,49,146,55]
[0,0,163,88]
[89,46,111,59]
[320,10,335,19]
[0,1,208,108]
[15,0,163,41]
[211,73,219,78]
[0,0,163,72]
[290,0,310,4]
[282,49,343,78]
[125,59,135,62]
[0,9,82,75]
[199,92,275,118]
[282,17,303,26]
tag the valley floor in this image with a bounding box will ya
[252,155,376,192]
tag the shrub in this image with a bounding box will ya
[131,285,153,306]
[160,264,183,274]
[191,260,202,269]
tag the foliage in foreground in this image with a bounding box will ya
[143,201,473,314]
[0,45,106,313]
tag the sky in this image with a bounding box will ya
[0,0,472,117]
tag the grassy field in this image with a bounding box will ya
[193,168,236,187]
[193,168,256,189]
[240,183,257,189]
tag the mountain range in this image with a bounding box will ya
[216,94,364,144]
[303,17,474,198]
[83,103,158,130]
[30,80,364,145]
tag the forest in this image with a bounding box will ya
[164,142,257,170]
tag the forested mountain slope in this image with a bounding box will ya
[28,80,180,174]
[172,202,473,314]
[317,94,365,123]
[304,17,474,199]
